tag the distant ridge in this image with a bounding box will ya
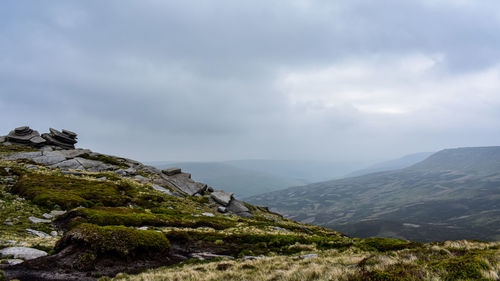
[345,151,434,177]
[247,146,500,242]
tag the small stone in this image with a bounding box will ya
[61,170,83,176]
[137,226,149,230]
[5,259,24,265]
[42,213,53,219]
[273,226,288,232]
[96,176,107,180]
[16,198,25,201]
[29,216,51,224]
[50,231,58,237]
[50,210,66,217]
[26,229,51,238]
[26,165,38,170]
[5,240,17,244]
[242,256,268,261]
[202,212,215,217]
[4,222,13,226]
[207,187,214,192]
[217,206,227,213]
[191,252,234,260]
[0,247,48,260]
[300,254,318,259]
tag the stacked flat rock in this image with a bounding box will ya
[6,126,46,147]
[42,128,78,149]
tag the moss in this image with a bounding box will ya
[359,238,423,252]
[0,144,37,156]
[12,171,136,209]
[61,207,164,228]
[80,153,128,168]
[56,223,171,257]
[58,207,237,230]
[431,254,491,281]
[190,196,209,204]
[166,229,351,256]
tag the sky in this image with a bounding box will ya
[1,0,500,163]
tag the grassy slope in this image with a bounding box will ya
[0,144,498,281]
[247,147,500,242]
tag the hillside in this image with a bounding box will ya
[0,128,499,281]
[247,147,500,242]
[149,161,307,198]
[345,152,434,177]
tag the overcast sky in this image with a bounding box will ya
[1,0,500,163]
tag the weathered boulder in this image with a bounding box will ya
[161,173,207,196]
[6,126,46,147]
[210,191,233,206]
[162,168,182,176]
[0,247,48,260]
[227,199,253,218]
[41,128,78,149]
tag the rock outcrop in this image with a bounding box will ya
[41,128,78,149]
[6,126,46,147]
[1,126,254,219]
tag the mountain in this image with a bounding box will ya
[1,128,498,281]
[345,151,434,177]
[225,159,361,182]
[247,147,500,242]
[149,161,308,198]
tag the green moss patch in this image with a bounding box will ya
[430,254,491,280]
[80,153,128,168]
[0,144,37,156]
[359,238,423,252]
[166,229,352,256]
[12,171,136,209]
[58,207,237,230]
[56,223,171,257]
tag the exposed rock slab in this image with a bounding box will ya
[0,247,48,260]
[210,191,233,206]
[162,173,207,196]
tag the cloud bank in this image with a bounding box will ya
[1,0,500,163]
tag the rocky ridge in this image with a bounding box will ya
[2,126,251,218]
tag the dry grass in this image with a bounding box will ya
[111,242,500,281]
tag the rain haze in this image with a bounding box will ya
[2,0,500,164]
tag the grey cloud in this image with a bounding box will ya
[1,0,500,163]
